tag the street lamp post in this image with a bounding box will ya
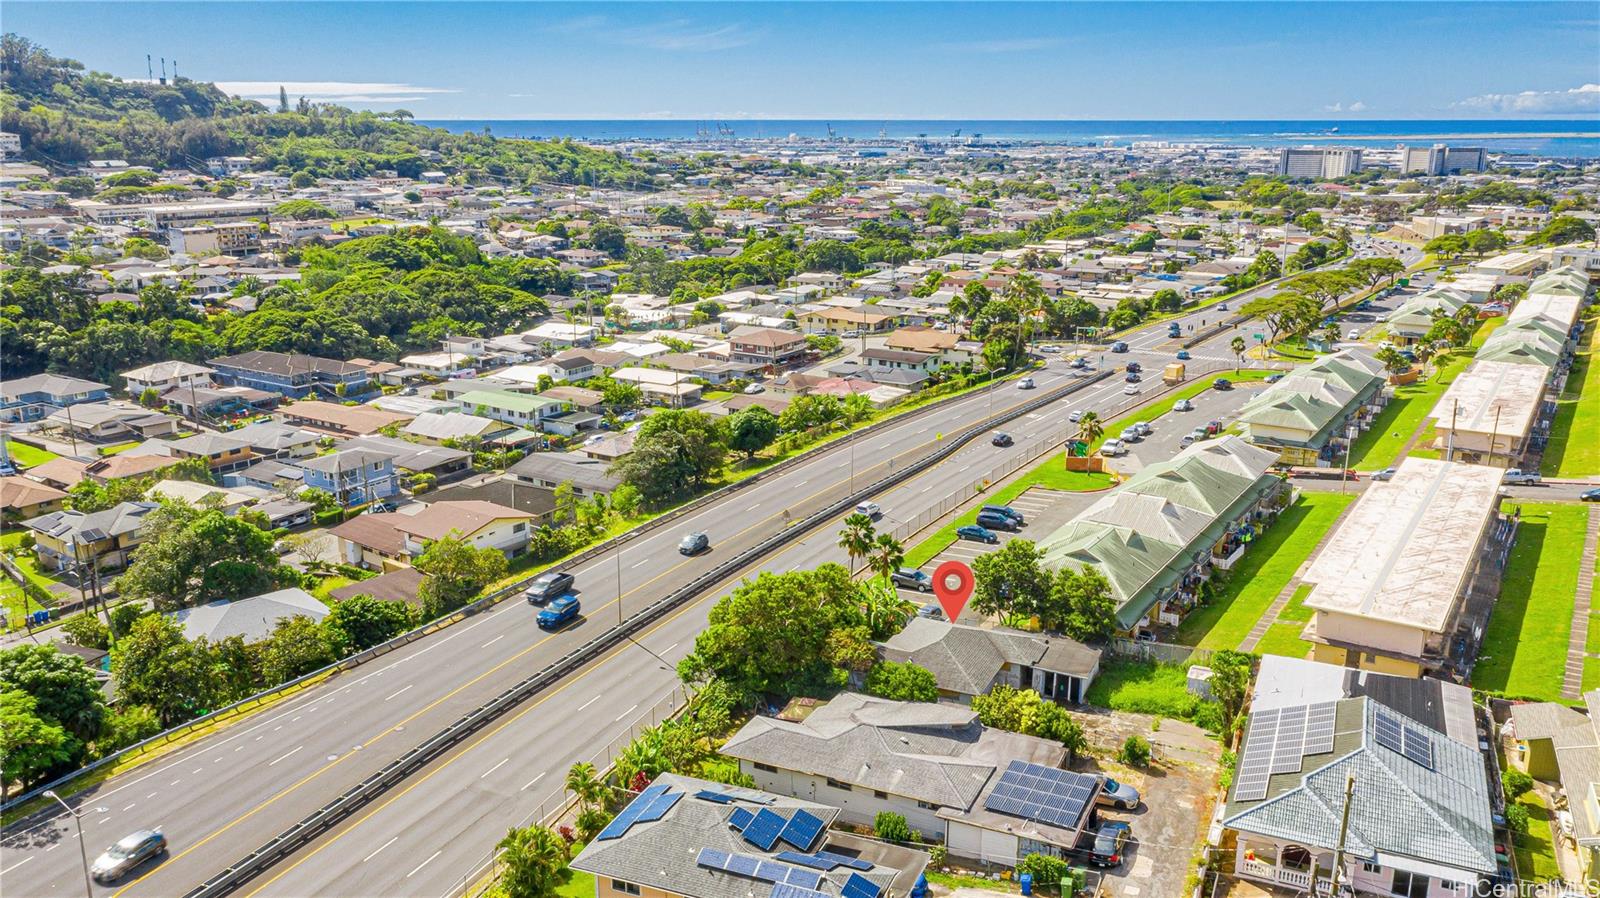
[44,790,106,898]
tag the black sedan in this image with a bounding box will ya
[1582,488,1600,502]
[991,432,1014,447]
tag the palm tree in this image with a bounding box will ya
[565,761,607,809]
[1230,335,1247,373]
[947,294,969,338]
[1074,411,1104,455]
[858,579,917,639]
[866,532,905,581]
[498,825,569,898]
[1004,273,1047,356]
[837,513,876,572]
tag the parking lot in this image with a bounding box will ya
[1116,382,1263,475]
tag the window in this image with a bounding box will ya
[1390,870,1428,898]
[873,790,888,800]
[825,778,853,792]
[610,880,640,896]
[753,762,777,773]
[1361,862,1382,874]
[916,800,936,810]
[512,523,527,534]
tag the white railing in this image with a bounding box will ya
[1241,857,1276,880]
[1212,543,1247,570]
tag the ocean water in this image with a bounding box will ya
[419,119,1600,157]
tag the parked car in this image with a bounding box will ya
[1503,469,1542,486]
[955,524,999,544]
[1371,467,1398,481]
[855,501,882,519]
[981,504,1025,525]
[991,432,1014,447]
[1180,432,1198,446]
[91,830,167,883]
[1133,421,1152,436]
[1213,378,1233,390]
[1189,427,1209,444]
[917,603,944,619]
[1110,341,1129,353]
[1173,399,1194,412]
[1176,350,1191,360]
[1097,778,1142,810]
[1265,373,1283,383]
[1017,377,1035,390]
[537,594,581,630]
[1085,821,1132,868]
[1119,426,1141,442]
[678,531,710,555]
[1206,419,1224,434]
[891,569,934,592]
[975,510,1020,532]
[743,383,765,394]
[1100,438,1128,457]
[525,570,575,605]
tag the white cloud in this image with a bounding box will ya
[1323,100,1368,113]
[547,16,761,52]
[215,81,459,103]
[1454,83,1600,115]
[934,37,1062,53]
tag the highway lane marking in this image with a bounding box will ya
[147,793,157,799]
[479,758,509,779]
[519,773,545,792]
[613,704,639,722]
[480,635,505,649]
[1,856,34,875]
[123,803,136,812]
[578,695,602,711]
[267,746,302,767]
[407,850,442,879]
[662,642,678,655]
[112,374,1108,895]
[746,503,760,511]
[383,685,414,702]
[97,817,111,825]
[630,559,649,568]
[361,837,397,863]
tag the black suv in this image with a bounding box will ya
[525,570,575,605]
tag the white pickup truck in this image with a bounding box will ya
[1503,469,1542,486]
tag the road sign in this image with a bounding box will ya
[932,559,975,621]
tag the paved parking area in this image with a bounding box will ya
[1118,382,1262,475]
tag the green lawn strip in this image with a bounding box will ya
[1512,786,1562,883]
[98,441,141,457]
[12,552,68,595]
[310,575,356,601]
[1276,583,1315,622]
[1253,622,1314,659]
[1584,657,1600,694]
[1542,309,1600,477]
[1473,503,1587,702]
[4,441,59,468]
[1,577,46,630]
[1179,492,1356,650]
[1083,659,1200,718]
[0,530,28,551]
[1348,351,1476,471]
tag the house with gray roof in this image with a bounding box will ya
[1224,696,1495,897]
[167,587,328,643]
[509,450,621,498]
[721,693,1089,863]
[1506,690,1600,883]
[570,773,929,898]
[876,618,1100,704]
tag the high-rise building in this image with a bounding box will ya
[1275,147,1362,179]
[1402,144,1488,175]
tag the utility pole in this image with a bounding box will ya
[1327,774,1357,898]
[1446,400,1459,462]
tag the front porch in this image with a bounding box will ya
[1236,842,1337,895]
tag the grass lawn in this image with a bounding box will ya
[1473,503,1587,702]
[554,845,595,898]
[1348,351,1475,471]
[0,577,46,630]
[1542,311,1600,477]
[700,390,735,402]
[310,575,357,601]
[98,441,141,456]
[1253,622,1314,659]
[1083,659,1202,719]
[11,552,67,596]
[1178,492,1355,651]
[1512,786,1562,883]
[4,441,59,469]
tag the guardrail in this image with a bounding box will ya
[180,369,1116,898]
[0,366,1041,818]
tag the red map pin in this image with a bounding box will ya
[932,559,975,622]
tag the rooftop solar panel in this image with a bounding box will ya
[769,883,831,898]
[982,761,1098,828]
[779,809,826,851]
[775,851,837,871]
[729,807,755,830]
[594,793,652,841]
[696,789,735,804]
[787,868,824,889]
[634,789,682,823]
[1401,726,1434,770]
[697,847,731,870]
[842,872,882,898]
[1304,702,1338,755]
[815,850,873,871]
[726,853,761,877]
[742,807,787,851]
[1373,709,1405,755]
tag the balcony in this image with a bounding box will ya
[1238,854,1335,894]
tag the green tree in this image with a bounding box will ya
[1118,734,1152,767]
[726,406,780,460]
[0,689,75,800]
[497,824,569,898]
[873,811,912,843]
[111,614,220,726]
[97,703,163,754]
[866,532,904,582]
[1208,649,1254,721]
[1230,335,1248,372]
[857,579,915,640]
[972,685,1046,734]
[415,536,509,619]
[1052,566,1117,641]
[258,616,335,684]
[1073,411,1104,455]
[0,643,106,749]
[837,513,876,571]
[1527,215,1594,247]
[1037,702,1089,763]
[677,565,857,694]
[565,760,608,808]
[972,538,1052,622]
[61,613,110,650]
[586,221,628,258]
[117,503,284,611]
[608,410,727,506]
[823,624,877,674]
[864,661,939,702]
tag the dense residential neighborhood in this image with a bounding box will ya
[1,24,1599,898]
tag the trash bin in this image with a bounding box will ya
[1061,877,1073,897]
[1019,873,1033,896]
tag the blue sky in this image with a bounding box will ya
[8,2,1598,119]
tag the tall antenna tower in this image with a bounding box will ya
[172,60,178,81]
[159,57,168,85]
[146,54,154,82]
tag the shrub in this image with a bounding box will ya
[1118,735,1152,767]
[929,843,947,867]
[1503,768,1534,800]
[1020,853,1071,888]
[1192,701,1226,734]
[1504,803,1529,834]
[873,811,911,843]
[865,661,939,702]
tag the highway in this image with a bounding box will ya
[0,240,1415,898]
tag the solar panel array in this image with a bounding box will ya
[778,809,826,851]
[982,759,1098,829]
[841,872,882,898]
[595,784,676,841]
[775,850,874,872]
[769,884,831,898]
[729,807,755,830]
[696,848,824,890]
[1373,708,1434,770]
[1233,702,1339,802]
[697,789,735,804]
[742,807,789,851]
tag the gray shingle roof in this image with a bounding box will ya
[1224,697,1496,876]
[877,619,1099,696]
